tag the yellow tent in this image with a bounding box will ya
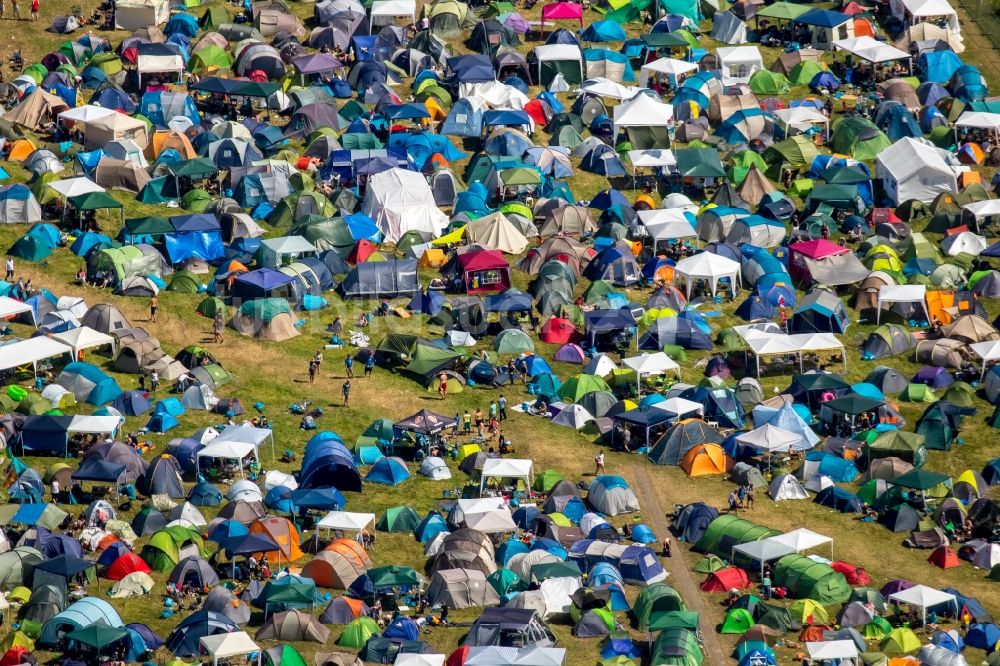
[457,443,480,461]
[418,248,446,268]
[432,225,467,246]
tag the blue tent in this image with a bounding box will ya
[39,597,124,647]
[415,512,448,542]
[289,487,346,511]
[920,50,963,84]
[447,54,495,82]
[589,562,630,610]
[497,539,531,565]
[964,623,1000,651]
[69,232,112,256]
[164,610,239,657]
[19,416,71,453]
[441,98,485,137]
[384,616,420,640]
[90,86,135,112]
[584,244,640,285]
[164,12,198,37]
[408,290,444,315]
[59,362,122,405]
[146,412,180,434]
[299,436,363,491]
[951,65,987,102]
[365,457,411,485]
[188,482,223,506]
[813,486,862,512]
[809,452,859,483]
[581,143,627,177]
[207,519,249,543]
[139,91,200,128]
[581,20,627,42]
[639,317,712,350]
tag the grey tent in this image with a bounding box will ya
[463,608,556,647]
[573,609,615,637]
[339,258,419,298]
[711,10,748,44]
[648,419,724,465]
[139,454,185,498]
[427,569,500,609]
[203,586,251,625]
[168,556,219,588]
[865,366,909,394]
[730,462,766,488]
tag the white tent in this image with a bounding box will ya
[651,396,704,419]
[636,208,694,244]
[214,424,275,460]
[962,199,1000,232]
[317,511,375,537]
[583,353,618,377]
[941,231,987,257]
[465,509,519,533]
[45,176,105,202]
[533,45,584,84]
[197,440,259,479]
[875,138,958,205]
[0,296,35,327]
[716,46,764,85]
[918,645,969,666]
[805,640,859,665]
[735,423,802,453]
[465,647,567,666]
[200,631,260,666]
[58,105,115,125]
[887,584,957,625]
[638,58,698,87]
[732,539,796,574]
[738,329,846,377]
[84,113,150,150]
[954,111,1000,130]
[369,0,416,29]
[396,655,446,666]
[363,168,448,243]
[68,415,123,435]
[769,474,809,501]
[673,252,741,298]
[834,36,911,63]
[52,326,116,358]
[114,0,168,29]
[876,284,929,324]
[480,458,534,493]
[768,528,834,558]
[580,78,638,101]
[771,107,830,138]
[628,150,677,169]
[890,0,960,33]
[0,337,71,374]
[613,93,674,141]
[970,340,1000,379]
[258,235,318,269]
[551,403,595,429]
[622,352,681,393]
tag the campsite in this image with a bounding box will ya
[0,0,996,664]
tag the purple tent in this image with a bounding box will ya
[554,343,586,363]
[292,53,344,75]
[231,268,296,300]
[170,213,220,232]
[502,12,531,34]
[912,367,953,389]
[879,579,913,597]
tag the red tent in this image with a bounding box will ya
[928,546,960,569]
[349,239,378,264]
[540,1,583,29]
[105,552,153,581]
[699,567,750,592]
[457,250,511,293]
[1,647,30,666]
[830,560,871,585]
[540,317,580,344]
[524,99,552,127]
[447,646,469,666]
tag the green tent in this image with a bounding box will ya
[674,148,726,178]
[181,189,213,211]
[122,216,171,239]
[239,298,291,323]
[169,158,219,180]
[200,5,231,29]
[268,191,336,228]
[692,515,781,557]
[167,270,201,294]
[634,584,688,631]
[772,554,851,604]
[891,468,951,493]
[720,608,754,634]
[18,393,52,414]
[862,617,893,639]
[728,150,769,186]
[764,135,820,177]
[376,506,421,533]
[880,627,921,655]
[866,430,926,466]
[8,235,51,262]
[900,383,936,402]
[405,343,462,379]
[263,643,307,666]
[941,382,976,407]
[916,402,960,450]
[367,565,422,588]
[188,45,232,72]
[137,177,176,204]
[788,60,827,85]
[356,418,395,449]
[533,469,563,493]
[692,554,725,574]
[748,69,790,95]
[649,610,700,631]
[197,363,234,387]
[755,1,809,20]
[831,117,891,161]
[196,296,227,319]
[651,628,703,666]
[70,191,122,212]
[140,530,181,571]
[65,624,128,652]
[558,374,613,402]
[338,617,380,648]
[340,132,383,150]
[988,563,1000,581]
[488,567,525,597]
[493,329,534,354]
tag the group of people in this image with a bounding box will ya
[727,484,756,512]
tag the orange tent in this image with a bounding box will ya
[928,545,960,569]
[925,290,956,325]
[7,138,36,161]
[325,538,372,566]
[418,248,446,268]
[424,97,446,121]
[853,17,876,37]
[959,171,982,188]
[249,516,304,564]
[680,443,731,477]
[146,130,197,159]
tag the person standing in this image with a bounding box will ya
[308,359,318,383]
[594,450,606,476]
[488,400,498,422]
[11,0,19,19]
[51,478,59,502]
[213,312,225,343]
[498,394,507,421]
[438,372,448,399]
[29,0,37,20]
[312,350,323,371]
[344,354,354,378]
[150,370,159,392]
[364,354,375,378]
[149,295,158,322]
[342,379,352,406]
[4,257,13,281]
[462,410,471,433]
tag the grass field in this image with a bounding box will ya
[0,0,996,664]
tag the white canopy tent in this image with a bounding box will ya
[67,415,123,435]
[651,396,704,419]
[45,177,106,202]
[638,57,698,87]
[317,510,376,538]
[636,208,694,244]
[970,340,1000,379]
[735,423,802,453]
[890,0,960,33]
[716,46,764,85]
[136,52,184,81]
[0,296,35,327]
[876,284,929,324]
[772,107,830,138]
[580,77,639,100]
[200,632,261,666]
[834,36,911,64]
[806,640,859,665]
[51,326,116,358]
[768,527,834,559]
[738,329,847,377]
[0,337,72,375]
[197,440,259,479]
[673,252,741,298]
[962,199,1000,232]
[732,539,796,575]
[465,647,567,666]
[887,584,957,626]
[479,458,534,493]
[613,92,674,140]
[628,150,677,188]
[214,424,276,460]
[369,0,416,29]
[57,105,115,125]
[396,655,446,666]
[622,352,681,393]
[955,111,1000,130]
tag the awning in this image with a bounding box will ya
[0,296,35,327]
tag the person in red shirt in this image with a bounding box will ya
[30,0,37,20]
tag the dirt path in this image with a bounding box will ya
[631,467,729,666]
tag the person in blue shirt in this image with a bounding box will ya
[364,354,375,378]
[344,354,354,378]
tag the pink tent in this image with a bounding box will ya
[541,1,584,29]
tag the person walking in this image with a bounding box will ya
[594,450,606,476]
[213,312,225,343]
[745,487,755,509]
[498,394,507,421]
[149,295,158,322]
[364,354,375,378]
[4,257,13,281]
[438,372,448,399]
[462,410,471,433]
[344,354,354,378]
[342,379,352,406]
[488,400,498,422]
[29,0,37,20]
[11,0,20,19]
[150,370,160,392]
[308,359,318,383]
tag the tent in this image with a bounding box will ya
[875,137,958,205]
[363,168,448,243]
